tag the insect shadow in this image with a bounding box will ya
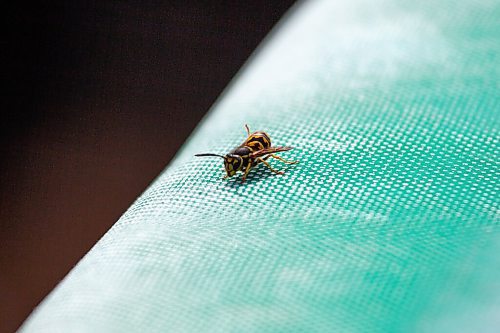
[221,163,298,189]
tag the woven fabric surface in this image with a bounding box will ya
[21,0,499,332]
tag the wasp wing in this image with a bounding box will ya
[249,146,293,158]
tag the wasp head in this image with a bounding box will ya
[224,154,243,177]
[194,153,243,178]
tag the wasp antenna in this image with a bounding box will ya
[195,153,226,159]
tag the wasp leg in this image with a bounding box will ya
[223,175,230,180]
[245,124,250,136]
[257,157,284,175]
[269,154,298,164]
[241,161,253,183]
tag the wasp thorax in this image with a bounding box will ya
[231,147,251,156]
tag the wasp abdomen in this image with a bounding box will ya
[244,131,271,151]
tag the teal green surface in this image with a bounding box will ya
[21,0,499,332]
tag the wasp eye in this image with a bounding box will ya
[232,158,242,171]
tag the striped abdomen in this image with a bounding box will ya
[243,131,271,152]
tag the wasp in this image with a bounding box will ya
[195,125,298,183]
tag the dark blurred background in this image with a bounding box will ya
[1,1,295,331]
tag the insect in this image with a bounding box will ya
[195,124,298,183]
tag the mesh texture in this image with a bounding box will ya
[21,0,499,332]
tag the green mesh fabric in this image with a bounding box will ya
[21,0,499,332]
